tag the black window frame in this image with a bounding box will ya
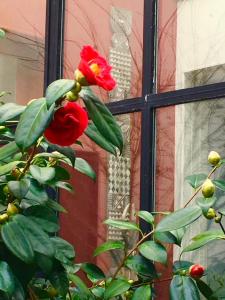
[44,0,225,233]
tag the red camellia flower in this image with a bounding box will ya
[44,102,88,146]
[189,264,205,279]
[75,45,116,91]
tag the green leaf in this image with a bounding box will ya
[54,166,70,181]
[170,228,186,246]
[182,230,225,252]
[74,157,96,180]
[196,197,217,214]
[0,161,22,176]
[91,287,105,298]
[195,279,216,300]
[186,174,207,189]
[154,231,178,245]
[14,214,55,257]
[24,206,59,233]
[30,165,55,184]
[0,103,25,124]
[138,241,167,265]
[104,279,130,299]
[49,270,69,297]
[0,261,15,295]
[80,87,123,153]
[11,277,25,300]
[25,179,48,203]
[8,179,30,199]
[173,261,194,273]
[35,252,53,274]
[47,198,67,213]
[104,219,140,231]
[69,274,94,299]
[81,263,105,281]
[47,143,76,167]
[45,79,75,107]
[213,179,225,192]
[125,255,158,278]
[2,219,34,263]
[15,98,54,151]
[85,123,117,155]
[156,205,202,232]
[51,237,75,264]
[132,285,151,300]
[137,211,154,224]
[94,240,125,256]
[0,29,5,39]
[170,275,200,300]
[0,142,19,162]
[55,181,73,192]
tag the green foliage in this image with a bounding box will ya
[170,275,200,300]
[104,219,141,231]
[104,279,131,299]
[132,285,151,300]
[94,240,125,256]
[186,173,207,189]
[0,103,25,124]
[138,241,167,265]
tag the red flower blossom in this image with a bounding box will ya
[75,45,116,91]
[44,102,88,146]
[189,264,205,279]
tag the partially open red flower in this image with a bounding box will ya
[44,102,88,146]
[75,45,116,91]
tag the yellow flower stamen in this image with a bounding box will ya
[90,63,101,76]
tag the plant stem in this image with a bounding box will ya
[184,165,218,208]
[219,221,225,235]
[68,290,72,300]
[132,277,172,289]
[18,144,37,180]
[111,230,154,280]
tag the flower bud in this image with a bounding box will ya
[0,213,8,224]
[7,203,19,216]
[65,91,79,101]
[11,168,21,179]
[205,208,216,220]
[202,179,215,198]
[3,185,10,196]
[215,215,222,223]
[74,69,89,86]
[189,264,205,279]
[208,151,221,166]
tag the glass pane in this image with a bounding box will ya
[155,100,225,298]
[64,0,144,102]
[157,1,225,92]
[0,0,46,104]
[60,112,141,272]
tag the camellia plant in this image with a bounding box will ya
[0,45,224,300]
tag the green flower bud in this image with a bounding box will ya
[215,215,222,223]
[202,179,215,198]
[208,151,221,166]
[205,208,216,220]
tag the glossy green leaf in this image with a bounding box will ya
[125,255,158,278]
[55,181,73,192]
[14,214,55,257]
[8,179,30,199]
[213,179,225,192]
[11,277,25,300]
[91,287,105,298]
[25,179,48,203]
[35,252,53,274]
[132,285,151,300]
[0,142,19,162]
[24,206,59,233]
[15,98,54,151]
[186,174,207,189]
[54,166,70,181]
[173,261,194,273]
[0,261,15,295]
[196,197,217,214]
[81,263,105,281]
[0,161,22,176]
[138,241,167,265]
[47,198,67,213]
[154,231,178,245]
[183,230,225,252]
[80,87,123,153]
[0,103,25,124]
[85,123,117,155]
[170,275,200,300]
[104,219,140,231]
[104,279,130,300]
[94,240,125,256]
[156,205,202,232]
[47,142,76,167]
[69,274,94,299]
[30,165,55,184]
[170,228,186,246]
[137,211,154,224]
[1,219,34,263]
[74,157,96,180]
[45,79,75,107]
[195,279,216,300]
[51,237,75,264]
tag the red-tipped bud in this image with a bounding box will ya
[189,264,205,279]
